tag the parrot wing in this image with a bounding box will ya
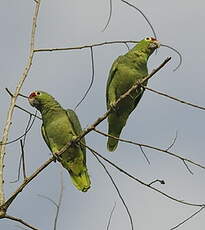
[106,56,122,106]
[41,124,52,152]
[66,109,86,159]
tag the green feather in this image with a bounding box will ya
[29,91,91,192]
[106,37,160,151]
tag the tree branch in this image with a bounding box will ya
[94,128,205,172]
[0,58,170,211]
[170,206,205,230]
[5,215,40,230]
[83,143,204,208]
[0,0,41,212]
[144,86,205,111]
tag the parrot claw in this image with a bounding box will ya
[52,152,61,162]
[71,135,78,143]
[109,101,117,112]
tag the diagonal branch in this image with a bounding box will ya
[0,58,170,212]
[170,206,205,230]
[5,215,40,230]
[2,157,53,210]
[94,128,205,172]
[0,0,41,211]
[83,143,204,208]
[92,150,134,230]
[144,86,205,111]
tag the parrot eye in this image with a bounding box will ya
[145,37,151,41]
[36,92,41,96]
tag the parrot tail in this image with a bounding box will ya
[70,170,91,192]
[107,133,120,152]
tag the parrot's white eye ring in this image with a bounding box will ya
[36,92,41,96]
[145,37,151,41]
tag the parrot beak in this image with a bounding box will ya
[150,37,160,48]
[28,92,37,107]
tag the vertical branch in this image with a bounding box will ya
[0,0,41,210]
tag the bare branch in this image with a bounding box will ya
[170,206,205,230]
[37,173,64,230]
[73,57,171,142]
[34,40,139,53]
[34,41,182,71]
[15,105,41,120]
[92,150,134,230]
[83,143,204,208]
[2,157,53,210]
[5,215,40,230]
[0,110,37,146]
[144,86,205,111]
[0,0,41,208]
[94,128,205,172]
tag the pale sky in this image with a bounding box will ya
[0,0,205,229]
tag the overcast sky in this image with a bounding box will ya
[0,0,205,229]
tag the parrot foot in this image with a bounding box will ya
[71,135,78,143]
[52,152,61,162]
[109,101,117,112]
[128,94,134,100]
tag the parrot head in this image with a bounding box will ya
[136,37,160,55]
[28,91,56,111]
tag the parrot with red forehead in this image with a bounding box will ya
[106,37,160,151]
[28,91,91,192]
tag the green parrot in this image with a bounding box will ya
[28,91,91,192]
[106,37,160,151]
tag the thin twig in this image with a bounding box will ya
[74,46,95,110]
[2,157,53,210]
[0,110,38,146]
[38,194,58,207]
[149,179,165,186]
[0,0,41,208]
[102,0,113,31]
[107,202,116,230]
[165,131,178,151]
[54,173,64,230]
[170,206,205,230]
[120,0,157,39]
[5,215,40,230]
[15,105,41,119]
[20,140,27,179]
[37,173,64,230]
[183,160,193,175]
[139,145,151,165]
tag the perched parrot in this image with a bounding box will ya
[106,37,160,151]
[28,91,91,192]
